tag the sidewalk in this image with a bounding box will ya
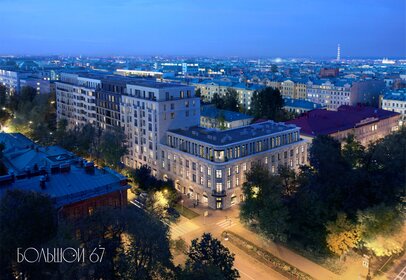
[229,225,340,280]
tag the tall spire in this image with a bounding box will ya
[337,44,341,61]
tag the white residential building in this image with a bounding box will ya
[381,89,406,122]
[55,73,101,128]
[160,121,308,209]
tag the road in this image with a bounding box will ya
[130,196,342,280]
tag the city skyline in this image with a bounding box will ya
[0,0,405,58]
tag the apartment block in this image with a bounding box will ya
[381,89,406,121]
[306,79,385,110]
[55,73,101,128]
[159,121,308,209]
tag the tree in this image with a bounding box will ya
[0,190,57,279]
[80,207,174,280]
[76,123,96,155]
[326,213,362,256]
[241,163,290,242]
[98,127,128,168]
[356,204,404,257]
[249,87,285,121]
[342,135,365,168]
[195,88,202,98]
[364,128,406,207]
[212,93,224,110]
[0,84,6,106]
[133,165,156,191]
[223,88,239,112]
[183,233,239,280]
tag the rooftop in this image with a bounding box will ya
[383,89,406,101]
[201,105,254,122]
[286,105,400,137]
[283,98,324,110]
[0,133,129,207]
[169,121,298,146]
[0,163,128,208]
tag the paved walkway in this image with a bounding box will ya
[176,196,342,280]
[229,226,340,280]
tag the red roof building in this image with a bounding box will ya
[286,105,400,146]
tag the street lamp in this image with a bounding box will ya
[181,199,184,213]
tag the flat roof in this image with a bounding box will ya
[383,89,406,102]
[201,105,254,122]
[168,121,298,146]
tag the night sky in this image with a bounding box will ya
[0,0,405,58]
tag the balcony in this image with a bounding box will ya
[212,190,226,197]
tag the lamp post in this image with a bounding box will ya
[181,199,184,213]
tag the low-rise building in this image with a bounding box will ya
[200,105,254,130]
[0,132,129,220]
[381,89,406,122]
[286,105,400,146]
[306,79,385,110]
[283,98,324,114]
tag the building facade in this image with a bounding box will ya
[286,105,400,146]
[159,121,308,209]
[381,89,406,122]
[55,73,101,128]
[200,105,253,130]
[56,73,309,209]
[306,79,385,111]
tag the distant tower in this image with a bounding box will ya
[336,44,341,61]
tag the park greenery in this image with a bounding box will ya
[0,85,57,144]
[0,190,238,280]
[241,129,406,259]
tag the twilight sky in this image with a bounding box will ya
[0,0,405,58]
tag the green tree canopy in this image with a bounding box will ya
[183,233,239,280]
[241,163,290,242]
[249,87,285,121]
[0,190,57,279]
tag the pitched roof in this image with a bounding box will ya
[286,105,400,136]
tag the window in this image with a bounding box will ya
[207,168,212,176]
[227,167,231,176]
[216,170,222,178]
[227,180,231,189]
[265,157,268,164]
[216,183,223,192]
[242,163,247,171]
[235,165,239,174]
[170,113,175,119]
